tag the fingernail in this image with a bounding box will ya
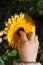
[19,31,23,35]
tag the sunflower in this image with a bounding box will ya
[3,12,35,48]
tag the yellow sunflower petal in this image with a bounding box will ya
[4,36,7,40]
[3,12,36,48]
[8,18,12,24]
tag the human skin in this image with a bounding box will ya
[0,31,39,63]
[0,31,3,43]
[17,31,39,62]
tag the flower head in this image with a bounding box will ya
[3,12,35,48]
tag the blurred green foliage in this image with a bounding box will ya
[37,0,43,15]
[0,0,43,65]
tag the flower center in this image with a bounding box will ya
[16,27,25,35]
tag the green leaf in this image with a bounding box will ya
[38,0,43,15]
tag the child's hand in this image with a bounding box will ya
[0,31,3,43]
[17,31,39,62]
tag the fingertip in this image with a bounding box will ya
[19,31,23,36]
[35,35,38,41]
[0,31,3,36]
[34,35,39,46]
[0,38,2,43]
[36,35,38,40]
[30,32,35,41]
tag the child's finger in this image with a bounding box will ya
[0,31,3,36]
[34,35,39,46]
[17,39,21,49]
[30,32,35,41]
[19,31,28,43]
[17,39,23,60]
[27,32,32,40]
[34,35,38,42]
[0,38,2,43]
